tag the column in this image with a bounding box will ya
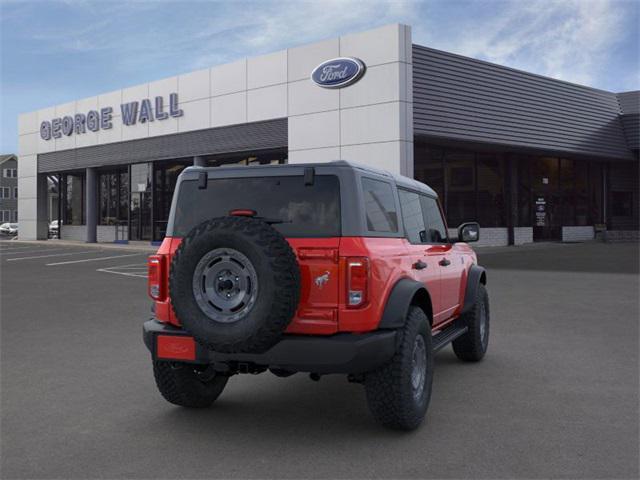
[85,167,97,243]
[507,157,518,245]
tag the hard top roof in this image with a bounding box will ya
[185,160,438,198]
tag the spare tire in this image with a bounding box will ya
[169,216,300,353]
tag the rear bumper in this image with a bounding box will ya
[143,319,396,374]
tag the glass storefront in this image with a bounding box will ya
[414,144,506,229]
[60,173,85,225]
[414,140,618,241]
[98,169,128,226]
[129,163,152,241]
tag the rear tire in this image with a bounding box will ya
[153,361,228,408]
[452,283,489,362]
[364,306,433,430]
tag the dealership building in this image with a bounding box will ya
[17,24,639,245]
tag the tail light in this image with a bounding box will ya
[148,255,166,301]
[346,257,369,308]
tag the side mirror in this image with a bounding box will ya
[458,222,480,243]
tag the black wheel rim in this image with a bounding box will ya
[192,247,258,323]
[411,335,427,401]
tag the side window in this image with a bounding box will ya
[420,196,448,243]
[361,177,398,233]
[398,189,427,244]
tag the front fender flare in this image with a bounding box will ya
[378,278,433,330]
[461,265,487,315]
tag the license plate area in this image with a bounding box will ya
[156,335,196,361]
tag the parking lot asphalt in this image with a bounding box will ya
[1,240,638,479]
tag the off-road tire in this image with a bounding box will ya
[153,361,228,408]
[364,306,433,430]
[452,283,489,362]
[169,216,300,353]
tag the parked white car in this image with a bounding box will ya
[0,223,18,236]
[49,220,60,238]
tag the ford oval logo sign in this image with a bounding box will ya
[311,57,366,89]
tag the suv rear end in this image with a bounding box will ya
[148,162,376,336]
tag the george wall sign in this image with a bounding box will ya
[311,57,366,89]
[40,93,184,141]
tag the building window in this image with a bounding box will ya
[0,187,9,199]
[99,170,128,225]
[444,151,476,227]
[608,162,639,230]
[612,192,633,217]
[414,145,444,200]
[477,154,506,227]
[13,187,18,199]
[516,156,532,227]
[1,210,9,222]
[361,177,398,233]
[13,210,18,222]
[3,168,17,178]
[589,162,604,225]
[61,173,85,225]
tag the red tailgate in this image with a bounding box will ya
[286,238,341,334]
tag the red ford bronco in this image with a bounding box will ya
[144,161,489,430]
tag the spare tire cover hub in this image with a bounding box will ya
[192,247,258,323]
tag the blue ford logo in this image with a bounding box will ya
[311,57,366,89]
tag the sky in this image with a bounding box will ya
[1,0,638,153]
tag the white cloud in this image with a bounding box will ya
[414,0,636,89]
[188,0,418,69]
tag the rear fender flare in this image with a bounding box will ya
[378,278,433,330]
[461,265,487,315]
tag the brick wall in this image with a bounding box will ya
[448,227,509,246]
[604,230,640,242]
[514,227,533,245]
[60,225,86,241]
[562,226,594,242]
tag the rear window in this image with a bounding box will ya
[172,175,341,237]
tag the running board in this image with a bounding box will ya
[432,321,468,352]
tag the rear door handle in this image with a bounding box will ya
[439,258,451,267]
[413,260,427,270]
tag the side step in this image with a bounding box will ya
[432,320,468,352]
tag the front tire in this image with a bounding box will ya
[364,306,433,430]
[153,361,228,408]
[452,283,490,362]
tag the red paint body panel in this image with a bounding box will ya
[151,235,477,335]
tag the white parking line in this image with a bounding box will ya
[97,262,147,278]
[6,250,99,262]
[1,248,70,256]
[46,253,143,266]
[0,246,49,253]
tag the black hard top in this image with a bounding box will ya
[180,160,438,198]
[168,160,439,238]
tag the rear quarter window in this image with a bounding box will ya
[172,175,341,237]
[361,177,398,233]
